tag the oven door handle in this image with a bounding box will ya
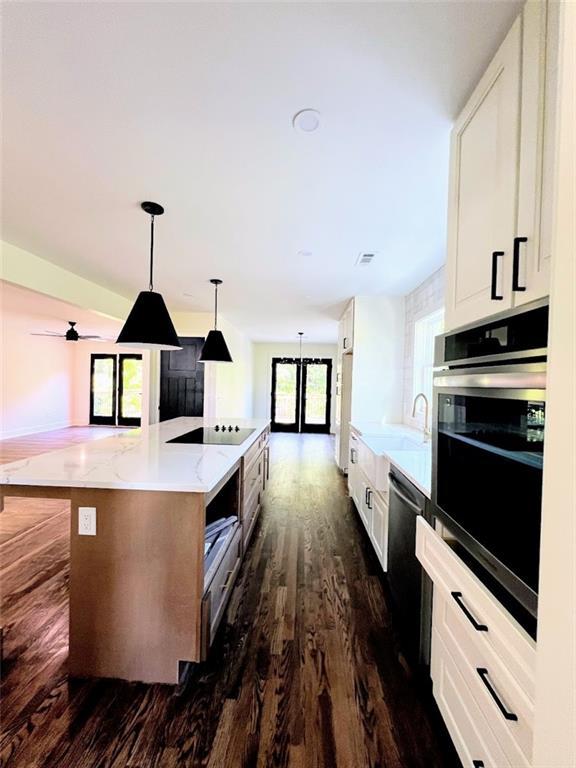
[388,475,424,515]
[434,370,546,390]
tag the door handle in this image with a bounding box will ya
[491,251,505,300]
[512,236,528,292]
[388,475,423,514]
[451,592,488,632]
[476,668,518,721]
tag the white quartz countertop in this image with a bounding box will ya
[351,421,432,497]
[0,418,270,494]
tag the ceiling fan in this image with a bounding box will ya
[30,321,112,342]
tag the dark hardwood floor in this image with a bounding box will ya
[0,432,459,768]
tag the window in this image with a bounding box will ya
[412,308,444,407]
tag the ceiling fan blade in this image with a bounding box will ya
[78,335,103,339]
[30,331,65,337]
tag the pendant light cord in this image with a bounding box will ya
[149,214,155,291]
[214,282,218,330]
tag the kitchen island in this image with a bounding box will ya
[0,417,270,684]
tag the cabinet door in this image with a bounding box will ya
[370,491,388,569]
[359,480,372,532]
[445,18,521,330]
[514,0,552,306]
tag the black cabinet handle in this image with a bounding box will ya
[476,668,518,721]
[367,489,373,510]
[473,762,485,767]
[491,251,505,300]
[350,448,357,464]
[451,591,488,632]
[365,487,369,505]
[512,236,528,292]
[343,336,348,349]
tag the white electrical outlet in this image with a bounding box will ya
[78,506,97,536]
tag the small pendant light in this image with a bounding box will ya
[116,202,181,350]
[199,279,233,363]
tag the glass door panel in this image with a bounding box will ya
[90,355,117,425]
[119,355,143,426]
[271,361,300,432]
[302,362,331,433]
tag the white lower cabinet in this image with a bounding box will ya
[432,629,512,768]
[370,489,388,568]
[417,517,536,768]
[348,458,388,570]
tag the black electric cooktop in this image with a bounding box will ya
[167,425,255,446]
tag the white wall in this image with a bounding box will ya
[252,342,338,432]
[0,303,75,439]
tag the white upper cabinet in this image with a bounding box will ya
[445,2,551,331]
[339,301,354,355]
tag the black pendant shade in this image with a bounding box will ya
[116,290,181,350]
[199,329,233,362]
[116,201,182,351]
[198,278,233,363]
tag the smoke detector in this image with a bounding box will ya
[356,253,376,266]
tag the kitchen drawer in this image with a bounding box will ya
[431,629,512,768]
[243,477,261,547]
[435,590,533,766]
[205,526,242,646]
[244,429,267,472]
[416,517,536,700]
[243,448,263,501]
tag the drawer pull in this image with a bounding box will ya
[451,591,488,632]
[476,668,518,722]
[472,762,485,767]
[221,569,234,592]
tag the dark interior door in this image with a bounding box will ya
[160,337,205,421]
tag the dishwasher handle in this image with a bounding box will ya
[388,474,424,515]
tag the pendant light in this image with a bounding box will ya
[198,279,233,362]
[116,202,181,350]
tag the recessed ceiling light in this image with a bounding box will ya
[292,109,321,134]
[297,250,313,258]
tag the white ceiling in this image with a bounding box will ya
[1,1,522,342]
[1,281,122,338]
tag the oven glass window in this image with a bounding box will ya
[436,394,544,592]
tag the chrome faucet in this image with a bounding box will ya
[412,392,431,441]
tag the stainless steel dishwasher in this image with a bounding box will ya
[387,467,433,671]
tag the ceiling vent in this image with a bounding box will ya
[356,253,376,266]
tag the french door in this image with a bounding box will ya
[271,358,332,433]
[90,354,143,427]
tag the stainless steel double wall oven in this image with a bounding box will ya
[432,299,548,621]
